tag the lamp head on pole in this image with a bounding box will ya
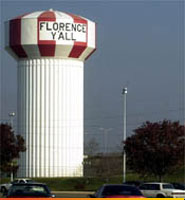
[122,87,127,94]
[9,112,16,117]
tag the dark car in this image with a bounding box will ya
[5,183,55,198]
[89,184,145,198]
[171,183,185,190]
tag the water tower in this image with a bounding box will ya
[5,9,96,177]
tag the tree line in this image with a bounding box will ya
[0,120,184,181]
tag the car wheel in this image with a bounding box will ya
[1,187,7,193]
[157,194,165,198]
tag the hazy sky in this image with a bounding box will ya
[1,0,184,152]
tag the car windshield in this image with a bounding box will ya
[8,185,50,197]
[162,184,174,189]
[25,180,34,183]
[102,185,142,196]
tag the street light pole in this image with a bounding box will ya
[122,87,127,183]
[9,112,15,130]
[9,112,16,182]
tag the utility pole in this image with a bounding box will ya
[122,87,127,183]
[9,112,16,182]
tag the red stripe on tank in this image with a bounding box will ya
[68,13,88,58]
[67,13,87,24]
[69,42,87,58]
[9,14,28,58]
[38,11,56,57]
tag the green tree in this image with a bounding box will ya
[0,123,26,175]
[124,120,184,181]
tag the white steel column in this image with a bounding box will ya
[17,58,84,177]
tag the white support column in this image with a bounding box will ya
[17,58,84,177]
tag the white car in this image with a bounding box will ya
[139,182,185,198]
[0,178,34,193]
